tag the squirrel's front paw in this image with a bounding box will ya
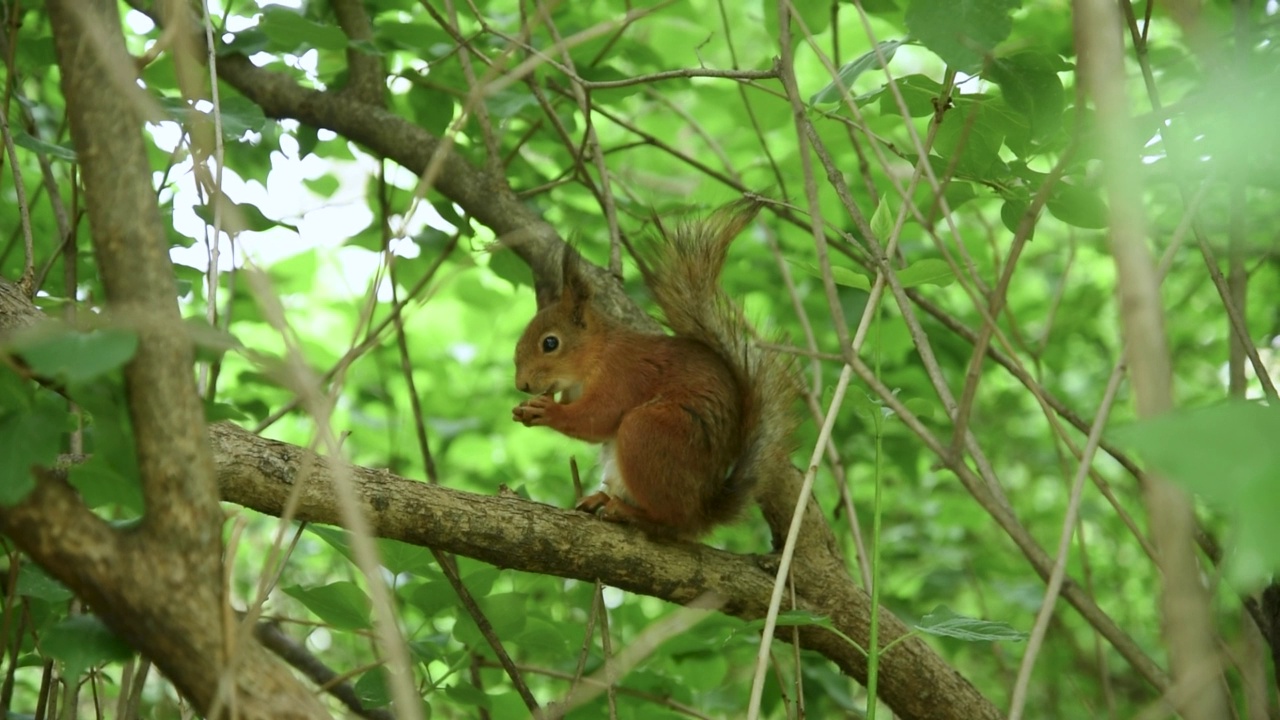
[513,395,556,426]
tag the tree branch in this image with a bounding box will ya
[31,3,331,717]
[207,421,1000,720]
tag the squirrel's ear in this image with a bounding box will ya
[533,274,559,310]
[534,244,592,309]
[558,245,593,326]
[533,244,573,309]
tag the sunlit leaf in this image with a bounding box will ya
[283,582,372,631]
[811,40,906,104]
[259,7,348,53]
[905,0,1021,71]
[917,606,1026,642]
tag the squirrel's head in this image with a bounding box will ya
[513,246,596,401]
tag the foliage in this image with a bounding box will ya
[0,0,1277,717]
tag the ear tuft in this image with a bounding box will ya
[559,245,593,327]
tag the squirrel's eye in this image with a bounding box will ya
[541,335,560,353]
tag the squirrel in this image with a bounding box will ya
[511,199,796,539]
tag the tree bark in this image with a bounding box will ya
[7,4,334,717]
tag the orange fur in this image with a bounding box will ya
[512,200,796,540]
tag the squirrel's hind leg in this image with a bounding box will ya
[606,402,721,537]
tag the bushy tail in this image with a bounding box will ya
[641,199,797,525]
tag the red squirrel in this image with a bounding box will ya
[511,200,795,539]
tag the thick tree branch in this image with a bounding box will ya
[212,53,660,326]
[51,0,219,536]
[0,471,327,719]
[34,4,330,717]
[208,422,1000,720]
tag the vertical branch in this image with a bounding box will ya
[51,0,220,543]
[1073,2,1229,718]
[331,0,386,106]
[37,3,331,716]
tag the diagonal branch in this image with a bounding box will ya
[206,421,1002,720]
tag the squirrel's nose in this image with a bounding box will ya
[517,380,530,393]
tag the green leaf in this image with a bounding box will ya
[17,566,73,603]
[259,7,349,53]
[488,250,529,289]
[12,129,77,162]
[463,567,499,598]
[412,227,452,249]
[1000,197,1032,237]
[905,0,1021,72]
[406,85,456,137]
[748,610,833,630]
[409,580,460,618]
[791,260,872,290]
[901,396,935,421]
[480,593,529,636]
[68,455,145,513]
[985,52,1066,144]
[379,538,442,578]
[43,615,135,679]
[1113,402,1280,587]
[485,88,539,120]
[879,74,947,118]
[896,258,955,288]
[375,21,453,54]
[933,102,1007,178]
[0,368,33,415]
[204,401,248,422]
[193,200,298,234]
[17,327,138,384]
[307,525,358,566]
[296,124,321,158]
[283,582,372,630]
[220,28,271,56]
[303,173,340,197]
[917,606,1026,642]
[66,380,142,513]
[810,39,906,104]
[516,618,572,656]
[1046,183,1108,229]
[870,197,894,240]
[765,0,832,49]
[444,681,492,709]
[354,667,392,708]
[432,201,468,234]
[306,526,442,579]
[212,96,270,138]
[0,396,63,504]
